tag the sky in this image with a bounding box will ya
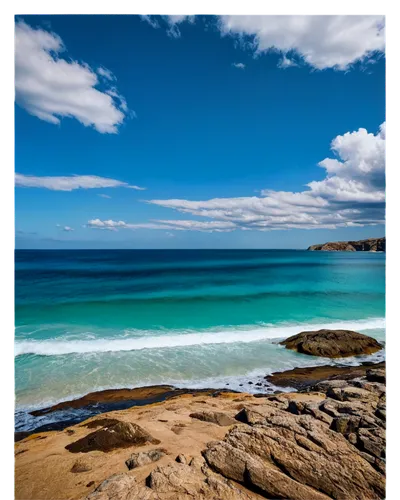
[15,15,386,249]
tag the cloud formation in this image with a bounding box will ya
[15,21,129,133]
[86,218,235,232]
[140,8,195,38]
[144,15,385,71]
[218,16,385,70]
[167,9,195,38]
[232,62,246,69]
[277,56,298,69]
[139,13,160,29]
[15,174,145,191]
[143,123,385,231]
[97,66,115,81]
[63,226,74,232]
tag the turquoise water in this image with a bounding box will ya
[15,249,385,422]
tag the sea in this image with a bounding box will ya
[15,249,385,431]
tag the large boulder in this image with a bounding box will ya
[204,412,385,500]
[280,329,382,358]
[66,420,160,453]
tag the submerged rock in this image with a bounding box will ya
[280,329,382,358]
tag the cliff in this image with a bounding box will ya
[308,237,385,252]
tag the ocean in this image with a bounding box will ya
[15,249,385,431]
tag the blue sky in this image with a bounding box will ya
[15,15,385,249]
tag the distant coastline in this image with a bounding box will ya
[308,237,385,252]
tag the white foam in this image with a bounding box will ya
[14,317,385,357]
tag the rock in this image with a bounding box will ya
[147,461,256,499]
[287,400,333,425]
[266,362,385,390]
[308,237,385,252]
[175,454,188,464]
[204,412,385,500]
[330,416,361,435]
[125,448,166,470]
[189,411,236,426]
[71,458,92,473]
[66,420,160,453]
[367,368,386,383]
[86,473,156,500]
[280,329,382,358]
[357,428,385,459]
[327,385,379,402]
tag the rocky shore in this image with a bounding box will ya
[308,237,385,252]
[15,329,386,500]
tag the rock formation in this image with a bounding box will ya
[15,364,386,500]
[280,328,382,357]
[308,237,385,252]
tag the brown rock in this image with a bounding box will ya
[280,329,382,358]
[147,461,256,499]
[66,420,160,453]
[204,414,385,500]
[189,411,236,426]
[308,237,385,252]
[330,416,361,435]
[367,368,386,383]
[175,454,189,464]
[125,448,166,470]
[86,473,156,499]
[70,458,92,473]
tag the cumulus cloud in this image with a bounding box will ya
[144,123,385,231]
[232,62,246,69]
[15,21,130,133]
[144,15,385,70]
[63,226,74,232]
[15,173,145,191]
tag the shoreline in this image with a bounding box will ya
[15,358,386,500]
[16,359,385,440]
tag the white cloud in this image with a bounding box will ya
[15,21,129,133]
[98,194,112,199]
[86,218,235,232]
[167,12,195,38]
[15,173,145,191]
[232,62,246,69]
[140,15,160,29]
[218,15,385,70]
[277,56,298,69]
[144,123,385,231]
[97,66,115,81]
[63,226,74,232]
